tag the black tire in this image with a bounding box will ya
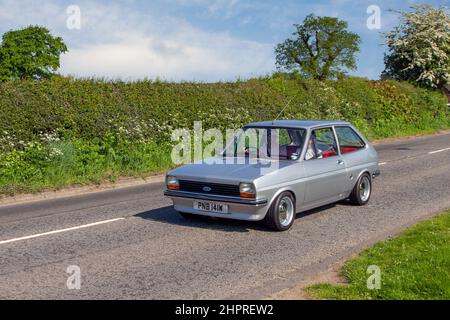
[264,192,296,231]
[178,211,199,219]
[349,173,372,206]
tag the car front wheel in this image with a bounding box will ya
[349,173,372,205]
[264,192,296,231]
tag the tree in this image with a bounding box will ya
[0,26,67,81]
[275,14,361,80]
[382,5,450,89]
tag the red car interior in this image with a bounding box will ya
[341,147,358,154]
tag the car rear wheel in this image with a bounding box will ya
[264,192,296,231]
[349,173,372,205]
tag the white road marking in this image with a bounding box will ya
[0,218,125,245]
[428,147,450,155]
[379,162,387,166]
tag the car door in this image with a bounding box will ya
[302,127,348,206]
[334,126,368,193]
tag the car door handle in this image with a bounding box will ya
[337,160,345,165]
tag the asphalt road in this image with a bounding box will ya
[1,132,450,299]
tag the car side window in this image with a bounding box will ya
[305,128,338,160]
[335,126,366,154]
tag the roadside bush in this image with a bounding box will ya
[0,76,448,194]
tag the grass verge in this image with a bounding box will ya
[306,211,450,300]
[0,139,173,196]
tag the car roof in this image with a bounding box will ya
[244,120,351,129]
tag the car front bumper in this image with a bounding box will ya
[164,190,269,221]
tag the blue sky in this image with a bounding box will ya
[0,0,447,81]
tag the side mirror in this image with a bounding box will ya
[290,153,300,161]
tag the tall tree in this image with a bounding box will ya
[275,14,361,80]
[0,26,67,81]
[382,5,450,88]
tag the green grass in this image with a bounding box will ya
[307,212,450,300]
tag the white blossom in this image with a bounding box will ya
[383,5,450,88]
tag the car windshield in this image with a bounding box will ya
[223,127,307,160]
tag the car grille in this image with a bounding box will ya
[179,180,240,197]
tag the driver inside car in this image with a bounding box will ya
[305,133,323,160]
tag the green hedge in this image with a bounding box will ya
[0,76,448,194]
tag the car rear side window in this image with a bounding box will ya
[335,126,366,154]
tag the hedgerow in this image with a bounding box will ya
[0,75,448,194]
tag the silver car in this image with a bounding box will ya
[164,120,380,231]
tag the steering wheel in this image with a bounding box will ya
[244,146,259,155]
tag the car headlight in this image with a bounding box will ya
[239,182,256,198]
[166,175,180,190]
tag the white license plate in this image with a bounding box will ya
[194,201,229,214]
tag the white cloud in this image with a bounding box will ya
[0,0,274,81]
[61,30,273,81]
